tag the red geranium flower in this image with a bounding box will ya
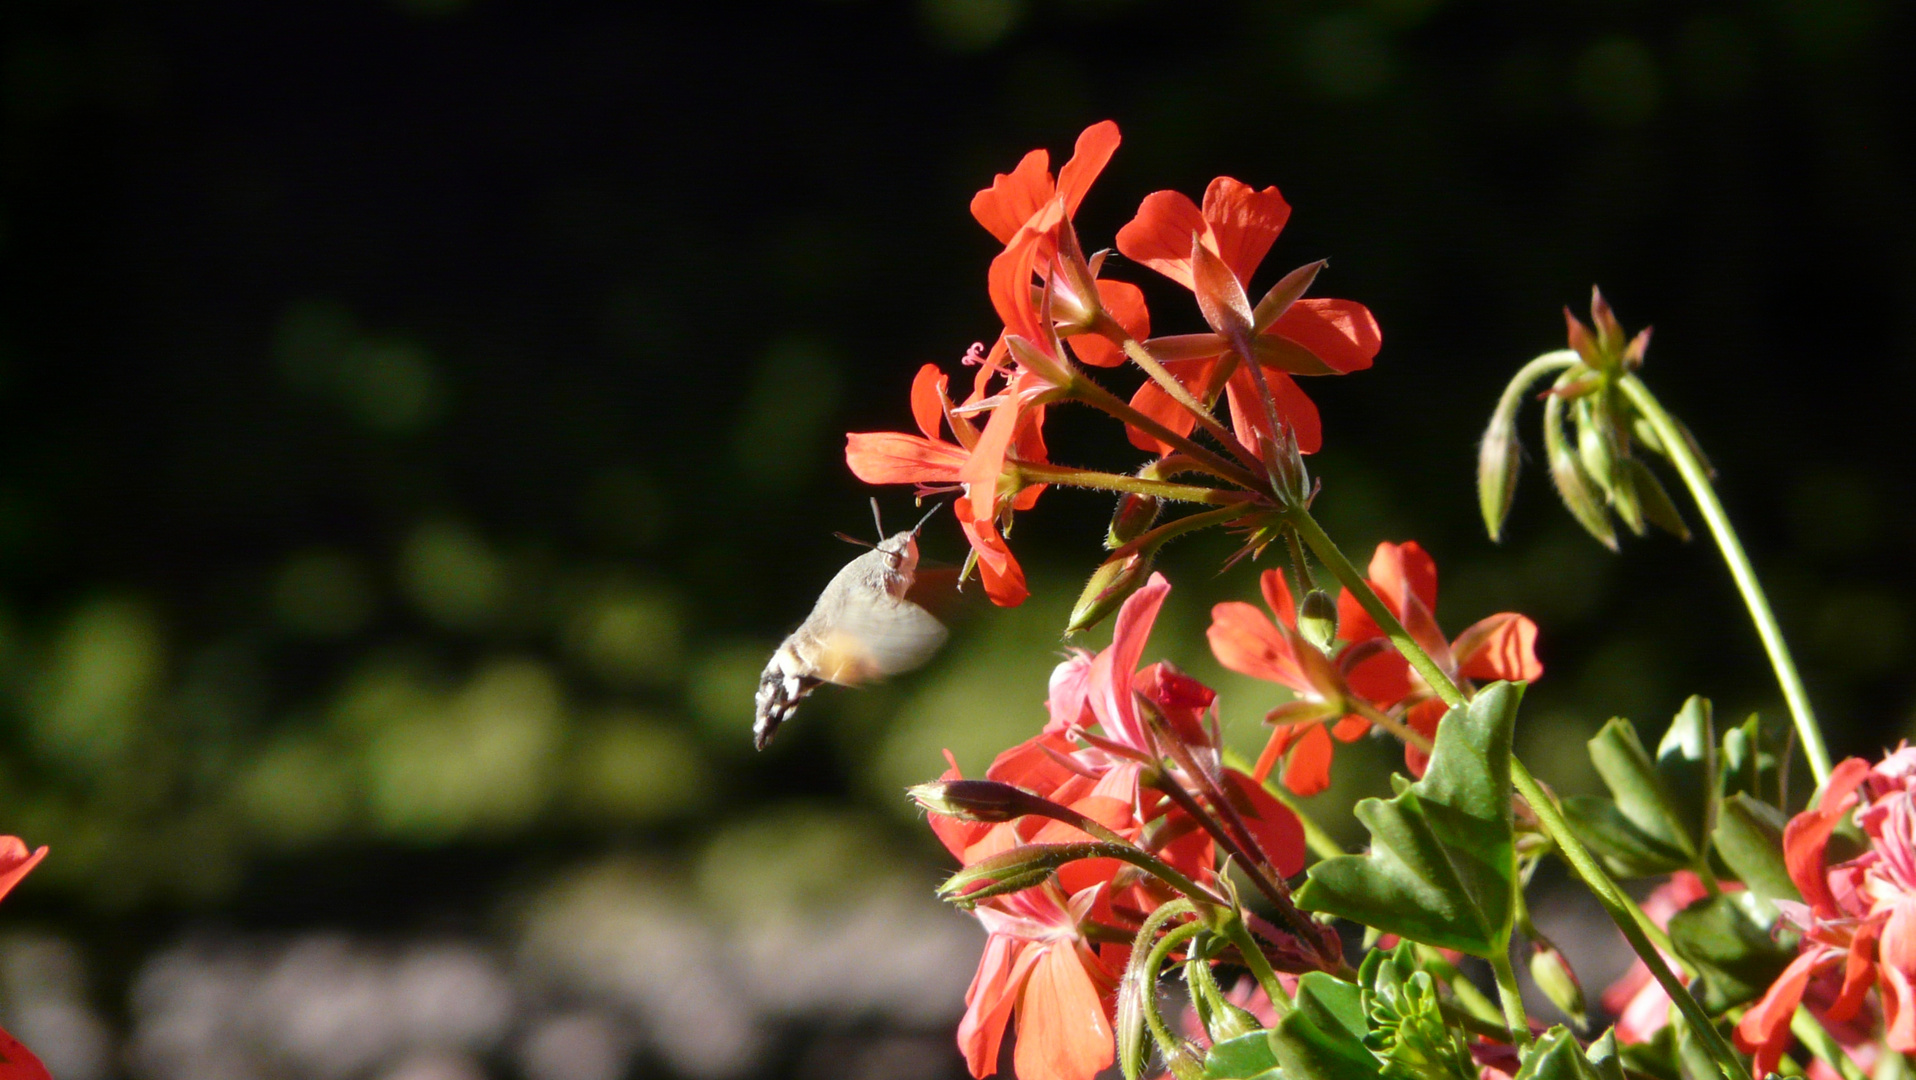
[1207,568,1367,796]
[1,834,52,1080]
[973,121,1149,370]
[1115,177,1380,456]
[845,361,1048,606]
[1336,541,1542,776]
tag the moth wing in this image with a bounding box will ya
[902,563,977,622]
[812,595,948,686]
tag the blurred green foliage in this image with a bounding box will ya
[1,0,1913,1074]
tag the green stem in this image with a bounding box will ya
[1513,762,1752,1080]
[1284,506,1467,709]
[1218,912,1293,1015]
[1142,922,1209,1080]
[1790,1007,1866,1080]
[1016,462,1254,506]
[1109,503,1258,561]
[1617,374,1832,786]
[1352,698,1436,754]
[1488,950,1533,1053]
[1065,374,1269,492]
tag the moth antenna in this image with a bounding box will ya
[833,531,876,550]
[870,497,886,542]
[908,501,944,538]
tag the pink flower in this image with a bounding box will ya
[958,883,1121,1080]
[1736,747,1916,1075]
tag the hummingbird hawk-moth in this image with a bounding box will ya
[753,504,948,749]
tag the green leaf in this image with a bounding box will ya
[1586,1029,1627,1080]
[1569,709,1719,877]
[1721,714,1786,809]
[1656,697,1717,858]
[1296,683,1522,957]
[1268,973,1377,1080]
[1561,795,1690,877]
[1713,794,1800,902]
[1204,1032,1280,1080]
[1666,892,1799,1013]
[1620,1026,1684,1080]
[1514,1026,1601,1080]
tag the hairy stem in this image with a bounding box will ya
[1617,374,1831,786]
[1120,337,1261,471]
[1065,374,1268,492]
[1016,462,1253,505]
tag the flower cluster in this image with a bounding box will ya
[846,121,1380,607]
[828,118,1863,1080]
[922,573,1328,1080]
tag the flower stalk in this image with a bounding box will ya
[1616,373,1831,786]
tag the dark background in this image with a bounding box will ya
[3,0,1913,1078]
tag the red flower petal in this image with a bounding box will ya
[971,148,1053,245]
[1735,947,1825,1077]
[959,935,1032,1077]
[0,1024,53,1080]
[1014,944,1116,1080]
[845,432,969,485]
[1454,613,1544,683]
[1258,568,1296,630]
[1339,541,1438,644]
[1345,649,1413,709]
[1123,357,1215,454]
[1055,121,1121,221]
[1088,573,1171,750]
[1403,698,1448,778]
[1223,366,1323,456]
[911,363,950,441]
[0,838,47,905]
[956,499,1028,607]
[1785,757,1872,917]
[1207,601,1308,692]
[1116,189,1208,290]
[1199,177,1291,287]
[1221,768,1307,877]
[1281,722,1335,797]
[1261,298,1381,375]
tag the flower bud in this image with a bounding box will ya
[909,779,1034,822]
[1528,939,1588,1029]
[1068,550,1154,634]
[1205,1000,1263,1044]
[1298,589,1338,652]
[1106,491,1162,549]
[1574,398,1618,497]
[1478,409,1522,543]
[1544,392,1618,551]
[1621,457,1689,540]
